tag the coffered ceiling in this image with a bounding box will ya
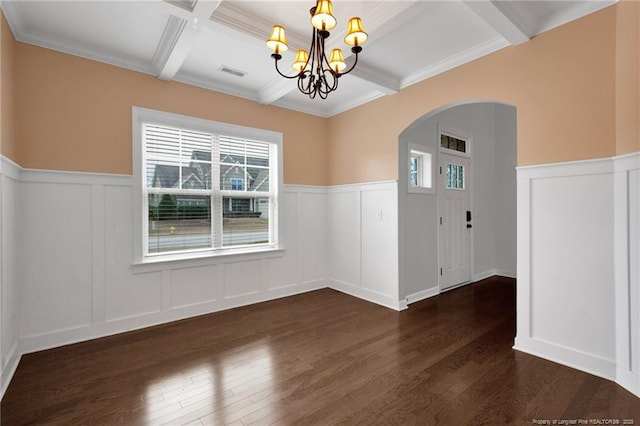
[2,0,616,117]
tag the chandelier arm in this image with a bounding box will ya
[272,54,301,79]
[299,73,313,95]
[320,69,337,95]
[337,49,360,76]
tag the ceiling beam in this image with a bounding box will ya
[462,0,531,45]
[154,0,222,80]
[346,58,400,95]
[257,77,297,106]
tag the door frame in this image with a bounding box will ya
[437,124,474,292]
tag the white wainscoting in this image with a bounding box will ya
[327,181,402,310]
[0,156,21,398]
[16,169,329,355]
[515,152,640,397]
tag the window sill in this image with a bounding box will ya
[131,246,285,274]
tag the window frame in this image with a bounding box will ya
[132,107,283,267]
[407,143,434,194]
[438,126,471,159]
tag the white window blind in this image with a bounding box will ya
[142,122,277,257]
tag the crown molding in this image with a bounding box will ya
[401,36,509,89]
[15,31,156,77]
[536,0,618,34]
[173,70,260,104]
[1,1,24,40]
[164,0,197,14]
[211,1,309,50]
[272,89,385,119]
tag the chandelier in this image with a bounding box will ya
[266,0,368,99]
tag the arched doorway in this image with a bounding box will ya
[397,101,517,302]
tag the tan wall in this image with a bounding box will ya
[14,43,328,185]
[1,12,16,160]
[615,0,640,155]
[327,4,619,185]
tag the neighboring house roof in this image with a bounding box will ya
[152,164,180,188]
[249,169,269,192]
[151,150,268,191]
[192,151,211,162]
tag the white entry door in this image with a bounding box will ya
[438,152,471,290]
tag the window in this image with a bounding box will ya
[445,164,464,189]
[441,133,467,153]
[407,143,434,194]
[409,155,420,187]
[133,107,282,263]
[230,178,244,191]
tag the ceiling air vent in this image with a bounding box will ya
[219,66,247,78]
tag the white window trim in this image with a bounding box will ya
[131,106,284,267]
[407,143,435,194]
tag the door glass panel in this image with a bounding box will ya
[446,164,464,189]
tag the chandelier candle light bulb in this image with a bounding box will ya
[265,0,367,99]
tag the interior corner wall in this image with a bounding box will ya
[398,102,516,302]
[493,104,517,276]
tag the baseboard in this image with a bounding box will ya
[328,279,406,311]
[494,269,516,279]
[1,343,21,399]
[472,270,497,282]
[19,280,327,356]
[405,287,439,304]
[616,368,640,398]
[473,269,517,282]
[514,336,616,382]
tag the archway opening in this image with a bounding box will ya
[397,100,517,302]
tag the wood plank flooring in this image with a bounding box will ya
[2,277,639,425]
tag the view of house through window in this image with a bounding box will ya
[143,122,276,256]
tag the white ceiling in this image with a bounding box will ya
[2,0,616,117]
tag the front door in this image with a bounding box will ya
[438,152,471,291]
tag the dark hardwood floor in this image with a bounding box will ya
[2,277,639,425]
